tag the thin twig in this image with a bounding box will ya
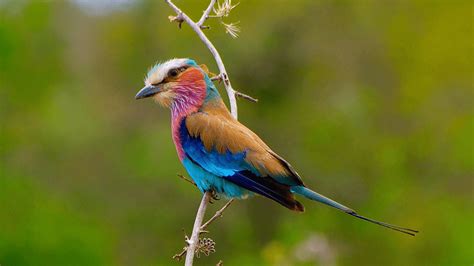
[210,74,222,81]
[173,199,235,261]
[173,247,187,261]
[210,74,258,103]
[235,91,258,103]
[200,199,235,232]
[178,174,197,186]
[173,249,187,261]
[185,192,211,266]
[172,229,192,261]
[197,0,217,27]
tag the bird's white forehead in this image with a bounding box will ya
[145,58,189,85]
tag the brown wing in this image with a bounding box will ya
[185,99,304,187]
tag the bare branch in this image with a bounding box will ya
[173,199,235,261]
[210,74,258,103]
[178,174,196,187]
[235,91,258,103]
[173,228,191,261]
[172,247,187,261]
[173,250,187,261]
[210,74,222,81]
[200,199,234,232]
[197,0,217,27]
[184,192,211,266]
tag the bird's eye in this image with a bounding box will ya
[168,69,179,77]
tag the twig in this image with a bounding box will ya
[185,192,211,266]
[173,230,188,261]
[200,199,234,233]
[235,91,258,103]
[210,74,222,81]
[197,0,217,27]
[178,174,196,187]
[172,199,235,261]
[210,74,258,103]
[173,248,187,261]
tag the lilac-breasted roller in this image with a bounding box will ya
[135,58,418,236]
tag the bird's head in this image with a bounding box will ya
[135,58,220,113]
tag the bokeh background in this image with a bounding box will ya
[1,0,473,265]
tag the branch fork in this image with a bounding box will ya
[172,190,234,263]
[197,0,217,28]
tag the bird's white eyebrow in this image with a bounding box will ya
[145,58,189,85]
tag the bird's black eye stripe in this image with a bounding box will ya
[168,66,189,78]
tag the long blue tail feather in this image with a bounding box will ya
[291,186,419,236]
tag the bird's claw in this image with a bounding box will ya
[208,190,220,203]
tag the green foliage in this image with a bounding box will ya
[1,0,472,265]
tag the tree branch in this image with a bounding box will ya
[200,199,234,233]
[184,192,211,266]
[173,199,235,261]
[211,74,258,103]
[235,91,258,103]
[197,0,217,27]
[177,174,197,187]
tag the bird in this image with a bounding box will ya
[135,58,418,236]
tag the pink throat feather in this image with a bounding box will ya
[170,82,207,160]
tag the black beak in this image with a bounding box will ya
[135,85,161,99]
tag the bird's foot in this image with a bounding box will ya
[208,190,220,204]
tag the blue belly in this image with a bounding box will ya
[182,157,253,199]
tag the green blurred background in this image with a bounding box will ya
[1,0,473,265]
